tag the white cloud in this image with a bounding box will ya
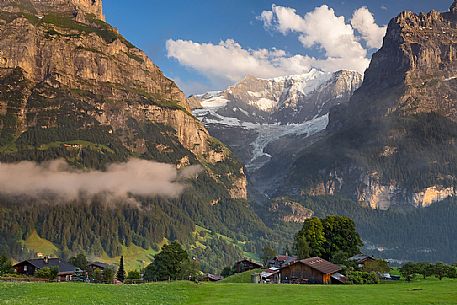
[0,159,201,199]
[167,39,315,83]
[351,7,387,49]
[167,4,385,92]
[259,10,273,28]
[261,5,374,61]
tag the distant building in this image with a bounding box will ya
[280,257,345,284]
[13,257,76,281]
[201,273,224,282]
[88,262,112,272]
[266,256,298,269]
[349,254,376,268]
[234,259,263,273]
[260,267,281,284]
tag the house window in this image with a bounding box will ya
[24,265,27,272]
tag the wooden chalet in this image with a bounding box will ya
[88,261,111,271]
[349,254,376,268]
[234,259,263,273]
[280,257,345,284]
[13,257,77,281]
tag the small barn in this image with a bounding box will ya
[14,257,76,281]
[280,257,343,284]
[349,254,376,268]
[234,259,263,273]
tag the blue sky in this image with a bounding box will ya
[103,1,452,95]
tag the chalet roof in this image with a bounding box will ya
[281,257,341,275]
[89,262,111,270]
[300,257,341,274]
[205,273,224,281]
[261,266,280,278]
[331,272,348,284]
[15,258,76,274]
[235,259,263,267]
[349,254,375,264]
[273,256,297,263]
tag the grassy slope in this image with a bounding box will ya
[193,226,260,262]
[23,231,59,257]
[220,269,262,284]
[1,279,457,305]
[22,231,161,272]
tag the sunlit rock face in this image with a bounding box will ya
[0,0,247,200]
[276,2,457,209]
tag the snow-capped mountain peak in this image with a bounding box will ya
[191,70,362,171]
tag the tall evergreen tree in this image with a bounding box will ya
[116,256,126,282]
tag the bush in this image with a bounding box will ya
[35,267,59,280]
[103,267,116,284]
[0,256,14,276]
[127,270,141,280]
[347,271,380,284]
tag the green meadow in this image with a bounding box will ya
[1,279,457,305]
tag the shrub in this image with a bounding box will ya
[347,271,380,284]
[127,270,141,280]
[35,267,59,280]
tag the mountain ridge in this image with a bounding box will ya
[275,2,457,209]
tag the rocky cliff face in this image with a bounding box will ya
[0,0,247,199]
[0,0,105,21]
[331,1,457,129]
[281,1,457,209]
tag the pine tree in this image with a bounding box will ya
[116,256,126,282]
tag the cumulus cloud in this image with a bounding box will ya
[0,159,201,199]
[166,38,369,88]
[167,4,386,92]
[167,39,315,84]
[351,7,387,49]
[261,5,373,65]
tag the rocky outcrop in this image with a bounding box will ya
[413,186,455,207]
[0,0,105,21]
[269,198,314,223]
[331,1,457,128]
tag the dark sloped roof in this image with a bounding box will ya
[349,254,375,264]
[235,259,263,267]
[299,257,341,274]
[205,273,224,281]
[89,262,111,269]
[16,258,76,274]
[331,272,348,284]
[274,256,297,263]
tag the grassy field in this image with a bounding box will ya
[1,279,456,305]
